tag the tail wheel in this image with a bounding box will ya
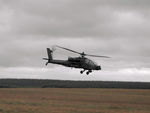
[46,62,49,66]
[86,72,89,75]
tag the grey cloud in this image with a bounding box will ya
[2,0,149,38]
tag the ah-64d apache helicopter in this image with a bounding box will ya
[43,45,110,75]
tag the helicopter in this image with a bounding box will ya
[43,45,110,75]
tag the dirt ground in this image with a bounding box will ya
[0,88,150,113]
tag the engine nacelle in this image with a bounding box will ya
[68,57,81,62]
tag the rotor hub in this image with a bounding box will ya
[81,52,86,57]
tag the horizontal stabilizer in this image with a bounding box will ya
[43,58,49,60]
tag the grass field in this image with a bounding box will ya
[0,88,150,113]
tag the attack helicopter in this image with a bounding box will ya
[43,45,110,75]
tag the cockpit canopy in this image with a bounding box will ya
[68,57,97,65]
[84,58,97,65]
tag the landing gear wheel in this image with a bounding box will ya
[80,70,85,74]
[86,72,89,75]
[80,71,83,74]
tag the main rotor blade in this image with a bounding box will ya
[55,45,110,58]
[55,45,81,55]
[85,54,110,58]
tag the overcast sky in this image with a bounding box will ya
[0,0,150,81]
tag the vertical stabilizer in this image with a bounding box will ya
[47,48,53,61]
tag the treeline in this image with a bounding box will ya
[0,79,150,89]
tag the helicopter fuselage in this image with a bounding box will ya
[49,57,101,71]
